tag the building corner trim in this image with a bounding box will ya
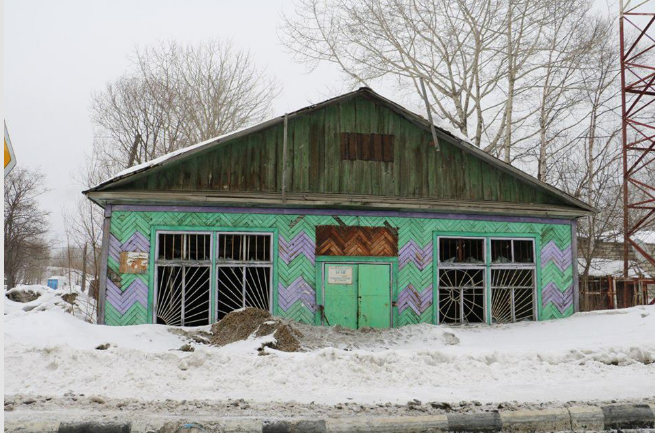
[571,220,580,313]
[97,205,112,325]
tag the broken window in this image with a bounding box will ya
[490,239,535,323]
[491,239,534,264]
[216,233,273,320]
[437,237,486,324]
[439,238,485,264]
[155,232,212,326]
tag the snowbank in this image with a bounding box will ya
[4,292,655,405]
[4,284,97,323]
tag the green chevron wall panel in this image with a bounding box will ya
[105,209,574,326]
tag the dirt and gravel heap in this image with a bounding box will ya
[206,308,444,353]
[209,308,303,352]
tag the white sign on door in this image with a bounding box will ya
[328,266,353,284]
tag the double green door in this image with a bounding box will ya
[323,263,392,329]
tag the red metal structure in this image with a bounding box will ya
[620,0,655,277]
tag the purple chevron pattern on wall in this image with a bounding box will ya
[541,282,573,314]
[540,241,572,271]
[397,284,433,315]
[122,231,150,253]
[108,233,150,262]
[278,277,316,312]
[106,279,148,315]
[398,240,433,271]
[108,234,122,262]
[279,232,315,265]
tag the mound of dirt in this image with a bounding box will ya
[210,308,303,352]
[6,290,40,303]
[61,293,78,305]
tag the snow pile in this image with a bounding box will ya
[579,258,653,278]
[5,284,97,323]
[4,298,655,405]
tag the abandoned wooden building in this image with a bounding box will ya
[84,87,595,328]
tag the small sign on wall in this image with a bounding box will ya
[328,266,353,284]
[119,251,149,274]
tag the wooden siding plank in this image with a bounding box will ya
[101,93,574,210]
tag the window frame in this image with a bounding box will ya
[436,236,487,324]
[489,237,537,323]
[154,231,213,326]
[152,228,277,326]
[435,235,538,325]
[215,231,274,320]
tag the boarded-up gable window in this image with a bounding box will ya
[340,133,394,162]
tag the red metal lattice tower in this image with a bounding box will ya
[620,0,655,277]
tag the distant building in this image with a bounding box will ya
[578,233,655,310]
[578,235,655,279]
[84,88,594,327]
[46,276,69,290]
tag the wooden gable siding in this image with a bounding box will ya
[105,94,567,207]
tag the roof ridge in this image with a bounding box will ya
[84,87,595,214]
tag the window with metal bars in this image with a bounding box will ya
[216,233,273,320]
[436,237,536,325]
[438,268,485,324]
[155,232,212,326]
[490,239,536,323]
[437,237,486,324]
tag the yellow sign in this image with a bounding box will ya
[4,121,16,177]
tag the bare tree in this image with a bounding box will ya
[548,22,624,286]
[531,10,611,181]
[281,0,599,162]
[282,0,503,146]
[4,167,50,288]
[66,151,111,296]
[92,39,280,170]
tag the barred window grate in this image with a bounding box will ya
[437,237,536,325]
[490,238,536,323]
[216,233,273,320]
[155,232,212,327]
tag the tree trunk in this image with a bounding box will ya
[81,243,88,293]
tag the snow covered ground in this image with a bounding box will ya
[4,285,655,406]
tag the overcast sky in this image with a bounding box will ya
[4,0,621,246]
[4,0,406,244]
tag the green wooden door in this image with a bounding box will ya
[358,264,391,328]
[323,263,391,329]
[324,264,358,329]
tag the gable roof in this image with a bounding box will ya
[85,87,595,217]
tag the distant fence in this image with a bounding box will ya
[579,276,655,311]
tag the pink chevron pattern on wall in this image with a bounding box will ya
[398,240,433,271]
[540,241,572,271]
[279,232,315,265]
[278,278,317,312]
[397,284,433,315]
[106,278,148,315]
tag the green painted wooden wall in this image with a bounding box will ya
[102,94,569,207]
[105,209,574,327]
